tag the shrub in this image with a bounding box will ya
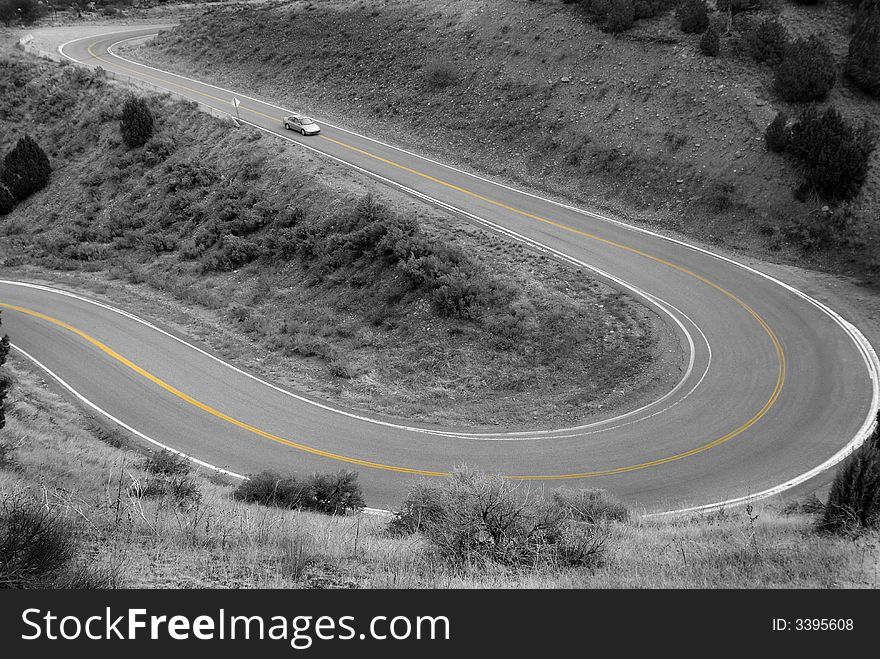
[677,0,709,34]
[633,0,676,19]
[305,470,365,515]
[579,0,639,32]
[846,9,880,97]
[213,234,260,271]
[764,112,790,153]
[699,26,720,56]
[1,135,51,202]
[234,471,308,508]
[550,488,630,523]
[121,96,154,149]
[0,0,13,26]
[431,267,489,318]
[388,483,447,535]
[141,135,176,167]
[745,18,789,65]
[135,451,201,506]
[142,449,191,477]
[781,493,825,515]
[0,0,42,26]
[579,0,609,22]
[0,183,13,215]
[424,60,458,90]
[606,0,635,33]
[782,205,849,251]
[0,494,78,588]
[234,470,364,515]
[138,474,202,506]
[774,36,836,102]
[788,107,875,201]
[820,417,880,534]
[390,468,613,568]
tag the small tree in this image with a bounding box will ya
[0,0,15,27]
[699,25,720,56]
[820,417,880,534]
[1,135,51,202]
[764,112,790,153]
[0,0,41,26]
[788,107,875,201]
[677,0,709,34]
[121,96,154,149]
[745,18,789,65]
[774,35,837,102]
[846,9,880,97]
[0,184,14,216]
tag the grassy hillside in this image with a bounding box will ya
[127,0,879,282]
[0,45,679,427]
[1,350,876,588]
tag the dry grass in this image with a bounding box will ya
[2,354,878,588]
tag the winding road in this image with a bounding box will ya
[2,25,878,511]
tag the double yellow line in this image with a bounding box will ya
[14,36,786,480]
[0,302,446,476]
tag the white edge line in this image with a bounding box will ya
[9,343,245,479]
[43,28,880,515]
[0,275,700,440]
[8,343,391,517]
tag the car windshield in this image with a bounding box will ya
[300,117,315,125]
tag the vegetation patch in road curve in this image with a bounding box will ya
[0,46,681,428]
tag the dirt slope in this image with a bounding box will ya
[127,0,879,281]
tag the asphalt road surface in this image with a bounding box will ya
[2,26,878,511]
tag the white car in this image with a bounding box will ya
[282,114,321,136]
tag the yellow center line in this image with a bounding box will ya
[87,42,282,123]
[0,302,445,476]
[29,36,788,480]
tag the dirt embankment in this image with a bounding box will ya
[0,46,681,428]
[127,0,879,282]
